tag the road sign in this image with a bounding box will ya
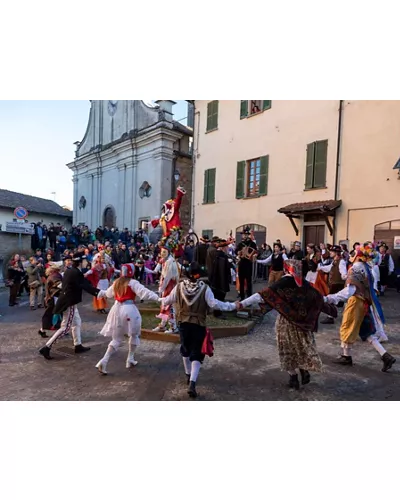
[14,207,29,220]
[6,221,34,235]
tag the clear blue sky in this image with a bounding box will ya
[0,100,188,207]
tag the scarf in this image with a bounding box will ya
[284,258,303,287]
[179,279,206,306]
[259,275,337,333]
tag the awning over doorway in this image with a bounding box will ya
[278,199,342,236]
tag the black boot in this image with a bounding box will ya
[186,374,190,386]
[300,369,311,385]
[75,345,91,354]
[188,381,198,398]
[288,374,300,390]
[333,355,353,366]
[382,353,396,373]
[38,329,49,339]
[39,346,52,360]
[321,317,335,325]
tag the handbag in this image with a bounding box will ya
[201,328,215,357]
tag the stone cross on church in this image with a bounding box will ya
[67,100,193,234]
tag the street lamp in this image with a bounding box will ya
[174,170,181,182]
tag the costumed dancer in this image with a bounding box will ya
[367,251,388,342]
[38,252,103,360]
[318,245,347,324]
[237,259,338,390]
[235,227,258,300]
[152,245,180,333]
[324,248,396,372]
[378,243,395,296]
[86,261,108,314]
[95,264,160,375]
[162,262,237,398]
[302,244,321,286]
[38,262,63,338]
[257,242,288,285]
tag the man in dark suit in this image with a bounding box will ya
[39,252,102,360]
[235,228,257,300]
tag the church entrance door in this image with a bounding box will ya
[103,206,116,228]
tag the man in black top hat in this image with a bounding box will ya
[39,252,103,360]
[235,227,257,300]
[194,235,210,270]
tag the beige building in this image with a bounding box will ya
[192,100,400,255]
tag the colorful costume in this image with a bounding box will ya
[96,264,160,375]
[86,264,108,312]
[240,259,337,389]
[162,263,236,398]
[151,186,186,257]
[152,249,180,333]
[325,248,396,372]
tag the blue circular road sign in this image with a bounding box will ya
[14,207,29,219]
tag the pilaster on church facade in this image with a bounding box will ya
[67,100,193,233]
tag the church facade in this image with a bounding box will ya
[67,100,193,234]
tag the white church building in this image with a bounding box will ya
[68,100,193,232]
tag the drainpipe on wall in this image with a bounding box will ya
[191,105,199,230]
[333,100,344,243]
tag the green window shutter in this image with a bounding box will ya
[202,230,213,239]
[213,100,219,130]
[240,100,248,119]
[207,101,219,131]
[313,140,328,188]
[259,156,269,196]
[206,102,213,132]
[236,161,246,199]
[208,168,216,203]
[203,170,209,203]
[263,100,272,111]
[305,143,315,189]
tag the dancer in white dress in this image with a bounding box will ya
[95,264,160,375]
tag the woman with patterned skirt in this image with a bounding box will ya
[238,259,337,390]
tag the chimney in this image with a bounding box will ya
[155,100,176,122]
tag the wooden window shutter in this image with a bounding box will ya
[213,100,219,130]
[208,168,216,203]
[313,140,328,188]
[206,102,212,131]
[207,100,219,131]
[236,161,246,199]
[262,100,272,111]
[206,101,218,132]
[203,170,209,203]
[305,143,315,189]
[259,156,269,196]
[240,100,248,119]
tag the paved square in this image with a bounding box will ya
[0,285,399,401]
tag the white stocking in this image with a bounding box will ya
[368,337,386,356]
[100,346,115,367]
[183,357,191,376]
[190,361,201,382]
[343,343,352,357]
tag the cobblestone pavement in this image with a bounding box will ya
[0,283,399,401]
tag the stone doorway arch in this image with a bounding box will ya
[235,223,267,245]
[103,205,116,228]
